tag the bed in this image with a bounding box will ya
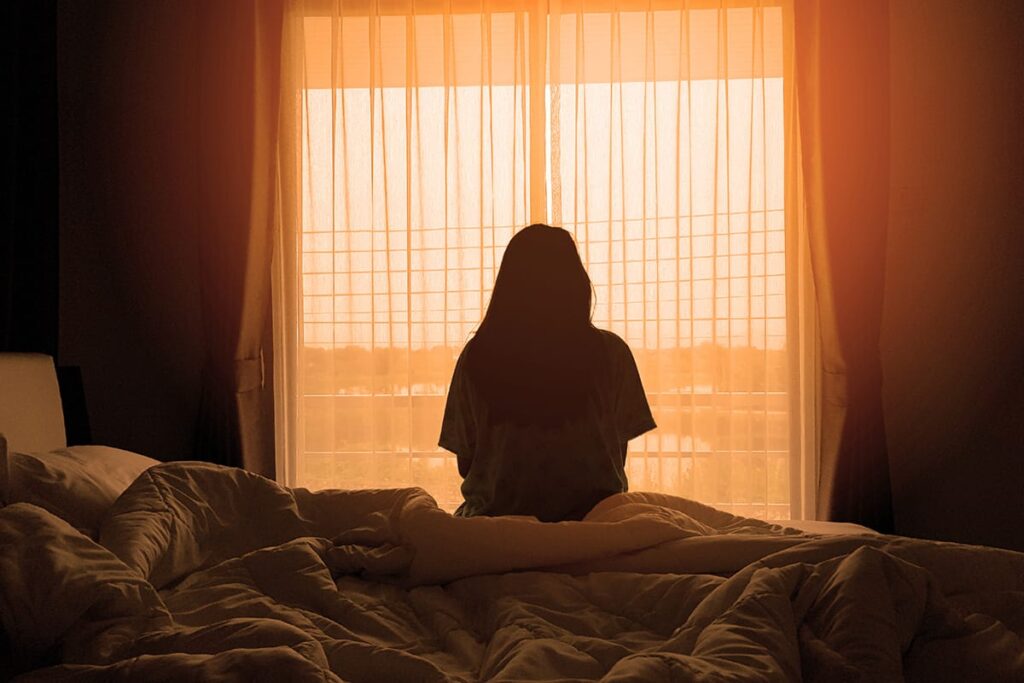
[2,353,1022,682]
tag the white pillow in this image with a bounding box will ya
[0,444,160,536]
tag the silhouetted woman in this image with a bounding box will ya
[439,224,656,522]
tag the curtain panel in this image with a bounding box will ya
[274,0,801,518]
[194,0,284,477]
[790,0,893,531]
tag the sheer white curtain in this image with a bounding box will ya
[275,0,801,519]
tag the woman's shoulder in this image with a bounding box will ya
[451,336,476,373]
[592,328,634,360]
[586,329,637,391]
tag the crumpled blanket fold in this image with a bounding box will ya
[0,461,1020,682]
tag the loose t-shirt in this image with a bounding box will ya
[438,329,656,522]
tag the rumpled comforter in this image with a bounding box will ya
[1,462,1022,682]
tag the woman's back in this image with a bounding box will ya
[438,225,655,522]
[440,329,655,521]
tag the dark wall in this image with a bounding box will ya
[883,1,1024,550]
[1,1,58,357]
[58,1,204,460]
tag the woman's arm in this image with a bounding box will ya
[438,350,475,477]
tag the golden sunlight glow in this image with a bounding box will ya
[293,5,788,518]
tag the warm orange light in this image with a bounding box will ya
[290,5,788,518]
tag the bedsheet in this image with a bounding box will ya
[2,461,1022,682]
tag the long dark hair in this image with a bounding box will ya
[465,224,605,426]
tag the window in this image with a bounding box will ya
[276,1,804,520]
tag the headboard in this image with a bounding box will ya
[0,353,67,453]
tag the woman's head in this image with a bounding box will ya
[467,224,605,426]
[479,224,593,335]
